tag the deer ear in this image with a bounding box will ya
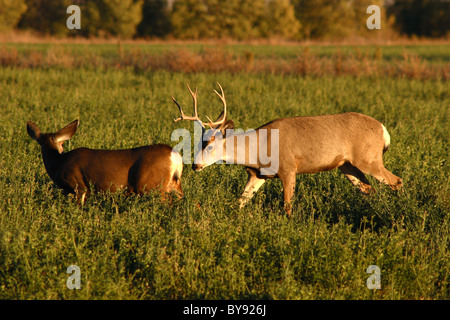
[220,120,234,137]
[55,120,79,143]
[27,121,42,142]
[211,111,234,134]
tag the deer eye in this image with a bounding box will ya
[206,145,214,152]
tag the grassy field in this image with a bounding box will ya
[4,41,450,62]
[1,41,449,79]
[0,42,448,299]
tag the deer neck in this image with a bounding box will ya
[222,130,260,169]
[41,147,64,181]
[223,128,279,176]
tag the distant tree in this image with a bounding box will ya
[136,0,172,38]
[84,0,143,38]
[0,0,27,32]
[347,0,389,37]
[209,0,267,40]
[171,0,301,40]
[170,0,208,39]
[262,0,301,39]
[292,0,335,39]
[293,0,389,39]
[387,0,450,38]
[18,0,72,36]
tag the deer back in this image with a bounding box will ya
[27,120,183,196]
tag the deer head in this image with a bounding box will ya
[27,120,79,154]
[172,83,234,171]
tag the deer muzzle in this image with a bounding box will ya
[192,163,204,172]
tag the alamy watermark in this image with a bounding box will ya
[65,4,381,32]
[366,265,381,290]
[64,263,380,291]
[61,2,382,293]
[66,5,81,30]
[66,265,81,290]
[366,5,381,30]
[171,122,280,176]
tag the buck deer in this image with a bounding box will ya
[27,120,183,204]
[172,84,402,216]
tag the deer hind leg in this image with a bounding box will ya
[351,159,403,191]
[371,166,403,191]
[170,178,183,198]
[239,168,266,208]
[157,155,184,200]
[167,150,184,198]
[164,174,183,199]
[338,162,374,195]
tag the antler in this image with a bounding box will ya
[205,82,227,128]
[172,83,227,128]
[172,84,203,124]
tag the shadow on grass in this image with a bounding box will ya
[245,172,407,233]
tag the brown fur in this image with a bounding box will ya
[173,85,402,217]
[27,120,183,203]
[246,112,403,215]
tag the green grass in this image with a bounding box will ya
[0,45,448,299]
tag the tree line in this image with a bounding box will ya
[2,0,449,40]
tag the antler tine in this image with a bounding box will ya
[172,96,185,122]
[172,84,205,126]
[172,83,227,128]
[205,82,227,128]
[186,84,199,118]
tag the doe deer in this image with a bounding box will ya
[27,120,183,204]
[172,84,402,216]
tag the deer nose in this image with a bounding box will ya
[192,163,204,172]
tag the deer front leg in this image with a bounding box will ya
[280,172,296,217]
[239,168,266,208]
[74,184,89,206]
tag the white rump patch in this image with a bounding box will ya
[170,150,183,178]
